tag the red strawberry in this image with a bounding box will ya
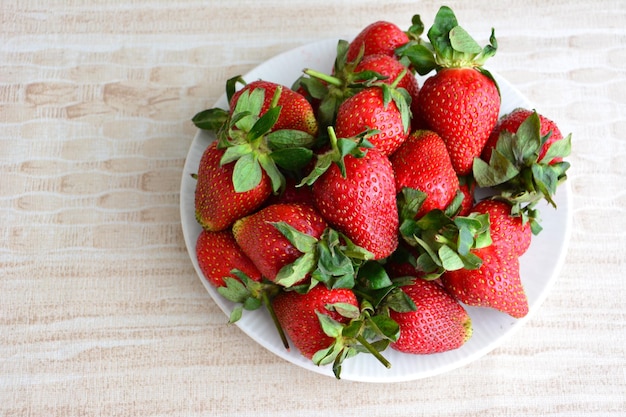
[193,78,319,195]
[472,199,531,256]
[354,53,420,117]
[347,21,410,62]
[441,244,529,318]
[390,130,459,218]
[419,67,500,175]
[232,203,327,285]
[195,141,272,231]
[311,147,398,260]
[272,285,358,359]
[230,80,319,136]
[196,229,262,288]
[335,86,410,156]
[405,6,500,175]
[389,279,472,354]
[472,110,571,228]
[482,108,564,165]
[263,176,315,207]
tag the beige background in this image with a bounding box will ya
[1,1,624,416]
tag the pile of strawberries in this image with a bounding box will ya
[190,6,571,378]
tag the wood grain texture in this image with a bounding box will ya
[1,0,625,416]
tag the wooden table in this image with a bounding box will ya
[2,1,624,415]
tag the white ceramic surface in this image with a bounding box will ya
[180,39,572,382]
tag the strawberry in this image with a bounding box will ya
[482,108,564,165]
[272,285,359,360]
[346,21,410,62]
[472,199,532,256]
[272,284,396,378]
[390,130,459,218]
[473,110,571,233]
[305,131,399,260]
[232,203,328,286]
[402,6,500,175]
[195,141,272,231]
[354,53,420,118]
[229,80,319,136]
[441,244,529,318]
[389,279,472,354]
[299,45,414,141]
[334,85,410,156]
[263,176,315,207]
[193,77,318,194]
[195,229,262,288]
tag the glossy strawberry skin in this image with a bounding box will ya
[196,229,262,288]
[472,199,531,256]
[312,149,398,260]
[335,87,409,156]
[347,21,410,62]
[390,279,472,354]
[390,130,459,218]
[442,244,529,318]
[482,108,564,165]
[195,142,272,231]
[418,67,500,175]
[232,203,327,282]
[230,80,319,136]
[272,286,358,359]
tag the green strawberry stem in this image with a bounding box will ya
[261,290,290,350]
[303,68,344,88]
[356,334,391,368]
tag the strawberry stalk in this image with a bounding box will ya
[261,290,290,350]
[218,271,289,349]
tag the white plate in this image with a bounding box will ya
[180,39,572,382]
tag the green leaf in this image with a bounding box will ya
[274,251,317,288]
[358,261,393,290]
[248,106,281,140]
[270,147,313,172]
[540,133,572,164]
[400,43,438,76]
[383,287,417,313]
[449,26,482,54]
[266,129,316,150]
[232,153,262,193]
[192,107,229,131]
[326,302,360,319]
[220,143,252,165]
[271,221,318,253]
[228,305,243,323]
[428,6,458,59]
[233,113,258,133]
[217,277,249,303]
[234,88,265,118]
[292,75,328,100]
[225,75,246,103]
[316,311,344,338]
[367,315,400,342]
[439,245,465,271]
[398,187,428,221]
[472,151,520,187]
[257,153,284,193]
[516,111,542,164]
[531,163,558,207]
